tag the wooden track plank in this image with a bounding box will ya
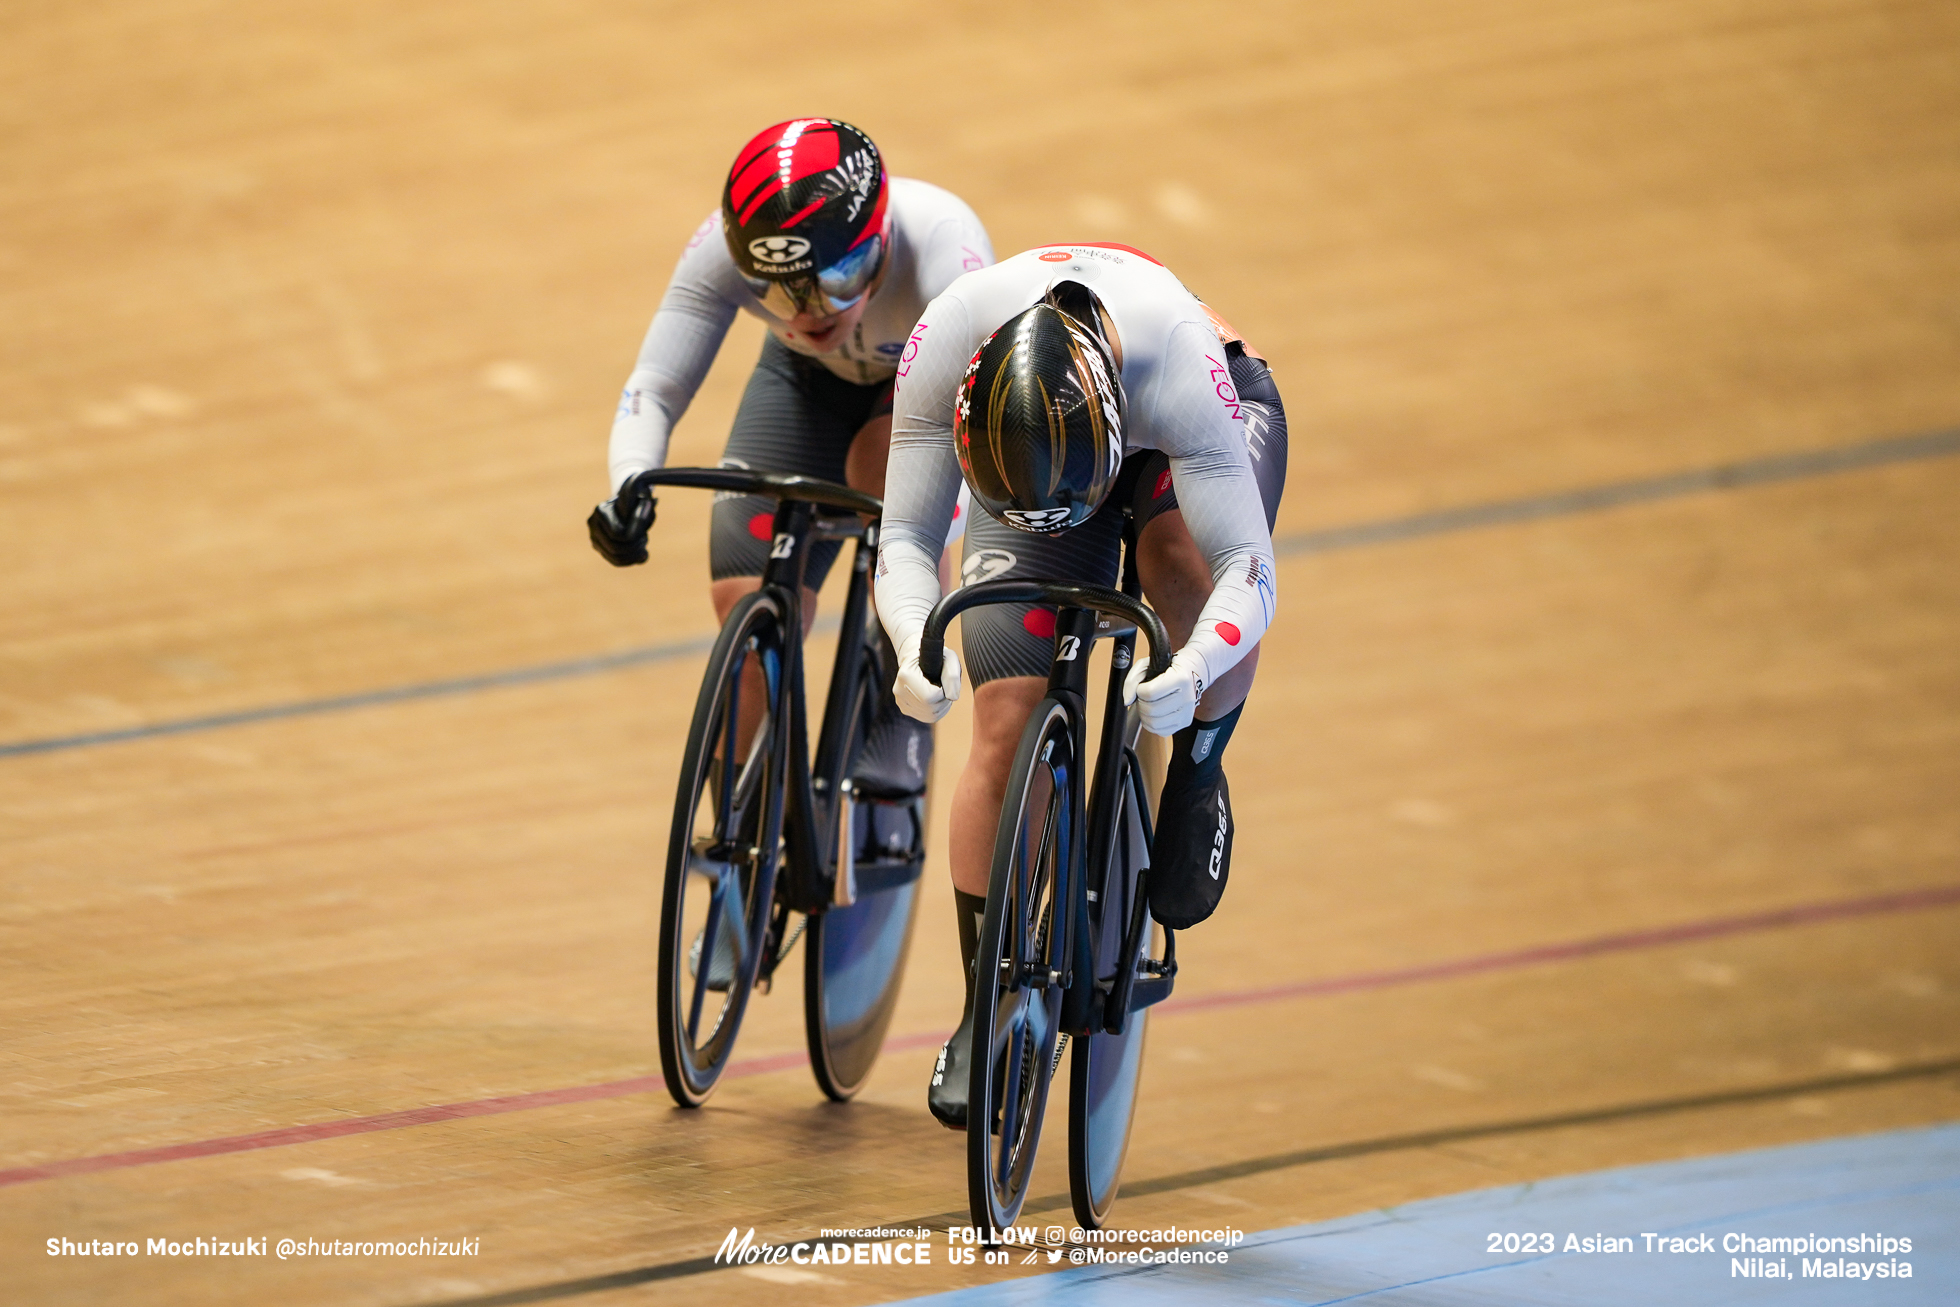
[3,0,1957,1302]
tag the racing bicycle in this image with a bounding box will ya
[617,468,929,1108]
[918,537,1179,1235]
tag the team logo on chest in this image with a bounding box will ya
[961,548,1018,584]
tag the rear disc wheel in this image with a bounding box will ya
[1069,745,1156,1228]
[805,659,926,1100]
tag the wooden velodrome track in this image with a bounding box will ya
[4,0,1958,1303]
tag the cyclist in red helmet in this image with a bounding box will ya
[589,119,992,795]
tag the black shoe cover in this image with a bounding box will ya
[930,890,987,1129]
[852,692,932,799]
[1147,769,1233,929]
[928,1006,975,1130]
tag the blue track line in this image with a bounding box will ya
[5,425,1956,761]
[886,1123,1960,1306]
[1272,425,1959,557]
[0,638,718,759]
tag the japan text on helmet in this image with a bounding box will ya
[721,119,890,321]
[954,281,1124,535]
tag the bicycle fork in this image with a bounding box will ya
[1033,605,1102,1037]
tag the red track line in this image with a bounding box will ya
[5,884,1953,1189]
[0,1052,798,1189]
[1157,882,1960,1017]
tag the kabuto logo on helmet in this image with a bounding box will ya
[721,119,891,312]
[1001,507,1074,533]
[748,236,811,266]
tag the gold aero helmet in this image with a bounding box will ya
[954,281,1125,535]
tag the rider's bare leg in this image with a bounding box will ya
[705,414,886,751]
[846,413,957,587]
[948,675,1046,897]
[845,413,892,500]
[844,413,956,587]
[710,576,819,757]
[945,506,1258,899]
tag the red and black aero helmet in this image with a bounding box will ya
[955,281,1125,535]
[722,119,890,321]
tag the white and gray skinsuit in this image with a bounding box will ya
[875,242,1284,692]
[607,177,994,492]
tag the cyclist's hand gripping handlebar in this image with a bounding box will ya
[1123,652,1202,735]
[588,479,657,567]
[896,643,960,724]
[591,468,884,569]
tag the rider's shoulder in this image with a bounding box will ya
[675,208,725,256]
[671,208,736,272]
[1003,242,1183,277]
[662,208,753,308]
[916,248,1193,348]
[983,244,1195,312]
[889,176,981,223]
[1195,300,1265,361]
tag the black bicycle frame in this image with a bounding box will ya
[766,498,884,916]
[622,469,882,929]
[920,568,1173,1037]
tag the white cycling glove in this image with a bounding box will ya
[895,642,962,724]
[1122,648,1207,736]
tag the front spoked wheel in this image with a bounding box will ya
[657,592,789,1108]
[1069,741,1158,1228]
[969,699,1075,1237]
[804,657,926,1101]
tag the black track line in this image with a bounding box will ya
[6,425,1954,761]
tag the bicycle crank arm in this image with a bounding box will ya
[832,779,858,907]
